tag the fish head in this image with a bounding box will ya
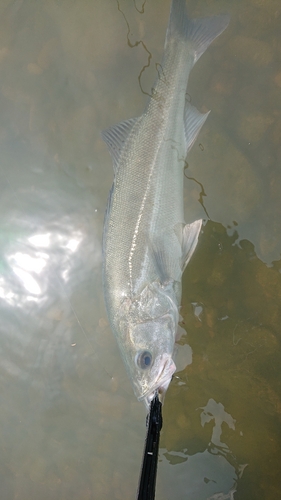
[121,311,177,410]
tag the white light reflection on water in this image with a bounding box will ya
[12,267,42,295]
[9,251,48,295]
[0,225,86,306]
[10,251,48,274]
[29,232,51,247]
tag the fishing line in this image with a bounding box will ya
[61,282,138,396]
[53,277,113,381]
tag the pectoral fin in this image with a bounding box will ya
[181,219,202,271]
[149,236,182,284]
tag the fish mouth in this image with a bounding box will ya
[138,355,176,407]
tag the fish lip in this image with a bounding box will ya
[137,355,176,403]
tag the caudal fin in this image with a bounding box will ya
[166,0,230,64]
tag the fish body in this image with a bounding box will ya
[102,0,229,408]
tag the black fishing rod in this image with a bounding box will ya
[137,392,163,500]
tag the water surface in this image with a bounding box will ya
[0,0,280,498]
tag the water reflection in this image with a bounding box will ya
[160,448,238,500]
[200,399,236,449]
[0,186,98,308]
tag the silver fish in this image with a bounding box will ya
[102,0,229,409]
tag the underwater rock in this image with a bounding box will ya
[238,85,263,111]
[236,111,274,143]
[210,71,235,96]
[228,35,273,67]
[37,37,59,71]
[273,71,281,88]
[239,6,278,37]
[248,0,281,12]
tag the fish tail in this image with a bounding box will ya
[166,0,230,64]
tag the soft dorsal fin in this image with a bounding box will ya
[101,118,138,172]
[184,103,210,154]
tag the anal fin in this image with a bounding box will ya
[184,103,210,154]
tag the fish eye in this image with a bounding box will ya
[136,351,152,370]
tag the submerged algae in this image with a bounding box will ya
[160,222,281,500]
[228,35,273,68]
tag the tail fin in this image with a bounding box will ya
[166,0,230,64]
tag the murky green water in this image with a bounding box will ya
[0,0,280,498]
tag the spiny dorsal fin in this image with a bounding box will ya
[101,117,139,172]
